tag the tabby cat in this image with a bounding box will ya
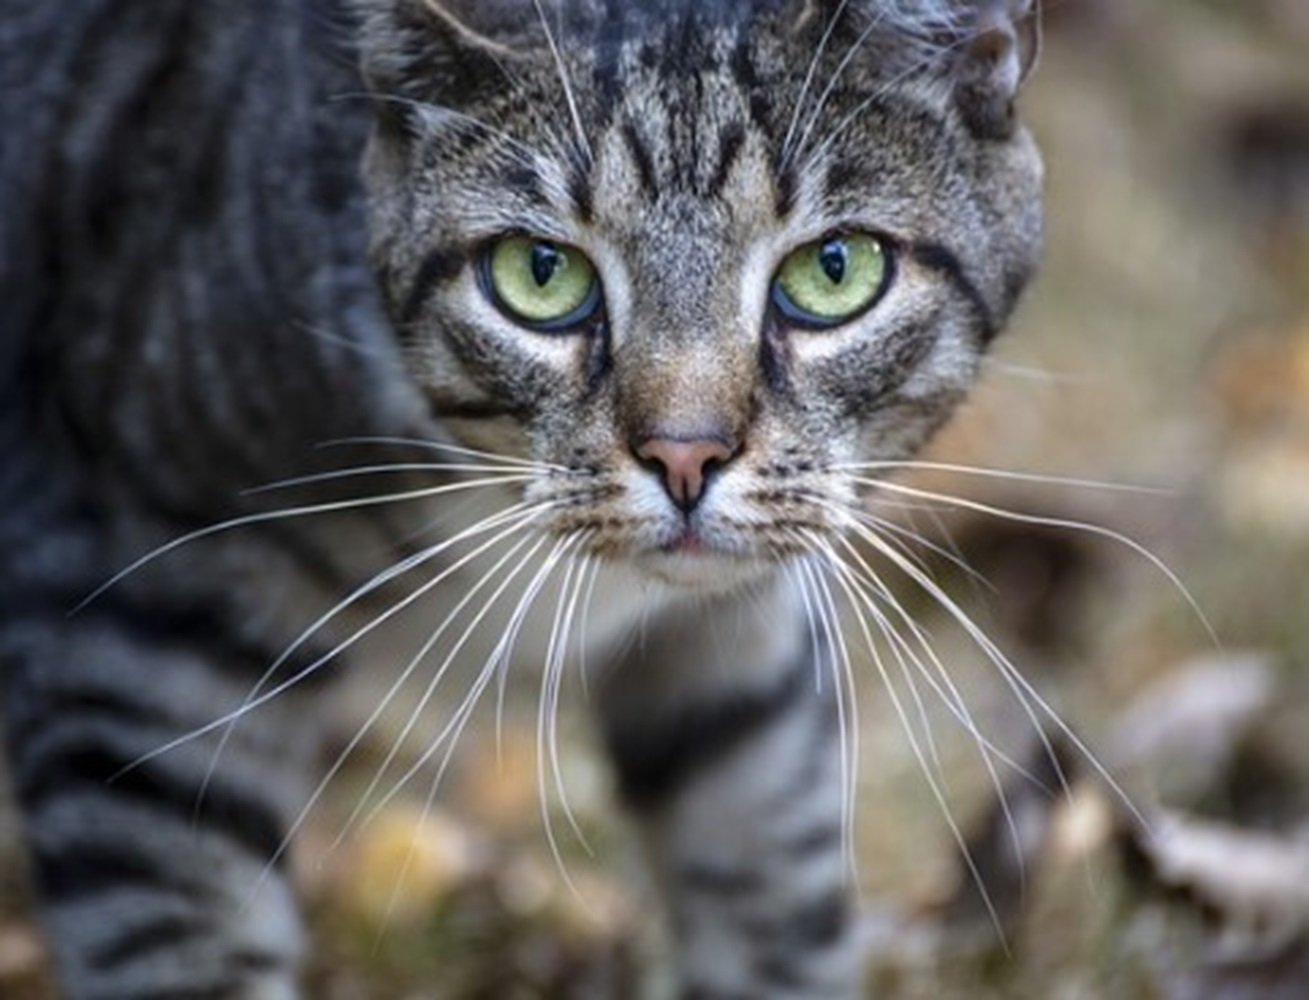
[0,0,1042,996]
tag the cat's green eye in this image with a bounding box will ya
[772,233,889,328]
[483,235,601,330]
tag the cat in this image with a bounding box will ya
[0,0,1042,997]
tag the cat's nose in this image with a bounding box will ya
[633,436,735,513]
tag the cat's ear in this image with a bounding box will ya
[354,0,530,131]
[951,0,1041,139]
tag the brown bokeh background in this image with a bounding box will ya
[3,1,1308,996]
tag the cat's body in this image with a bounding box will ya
[0,1,1041,997]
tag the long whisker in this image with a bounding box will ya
[242,466,539,495]
[330,529,560,848]
[788,4,895,170]
[842,501,989,591]
[129,501,550,776]
[572,554,604,703]
[816,530,1036,904]
[785,558,828,694]
[192,501,545,810]
[779,0,852,169]
[335,91,553,176]
[806,31,973,167]
[815,534,1010,943]
[241,520,558,908]
[357,530,587,834]
[853,476,1217,644]
[75,475,531,613]
[868,509,993,593]
[794,552,860,882]
[831,503,1066,788]
[294,320,393,361]
[823,533,946,778]
[826,497,1149,833]
[529,0,591,167]
[821,531,1037,786]
[835,460,1168,496]
[363,532,592,936]
[267,528,551,895]
[317,435,566,473]
[538,546,599,896]
[495,527,588,750]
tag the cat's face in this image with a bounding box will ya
[359,0,1042,591]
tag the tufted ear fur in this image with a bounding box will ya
[354,0,535,133]
[778,0,1038,128]
[951,0,1041,139]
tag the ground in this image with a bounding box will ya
[3,1,1308,997]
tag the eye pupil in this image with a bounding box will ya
[530,243,560,287]
[772,231,889,328]
[818,240,847,284]
[485,235,600,330]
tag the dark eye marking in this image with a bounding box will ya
[905,240,997,342]
[398,244,466,328]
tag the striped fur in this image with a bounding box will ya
[0,1,1042,997]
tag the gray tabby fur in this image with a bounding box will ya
[0,0,1041,996]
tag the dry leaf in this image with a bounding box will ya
[340,806,484,926]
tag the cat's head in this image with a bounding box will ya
[357,0,1042,591]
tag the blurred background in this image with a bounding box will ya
[3,0,1308,996]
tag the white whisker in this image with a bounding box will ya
[830,504,1065,785]
[786,558,828,694]
[823,531,1038,786]
[356,542,582,938]
[247,521,556,902]
[538,546,599,890]
[829,499,1150,836]
[816,533,1010,945]
[818,530,1036,901]
[824,533,946,778]
[357,530,587,840]
[294,320,392,360]
[339,529,575,840]
[807,32,972,166]
[780,0,852,169]
[341,91,552,175]
[242,466,539,495]
[75,476,533,614]
[836,460,1168,496]
[852,475,1215,645]
[281,528,552,883]
[128,502,549,779]
[789,5,896,170]
[529,0,591,166]
[317,435,565,472]
[858,505,995,594]
[573,554,604,703]
[794,551,861,883]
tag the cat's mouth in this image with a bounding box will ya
[660,528,708,555]
[630,525,773,591]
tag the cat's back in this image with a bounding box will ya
[0,1,409,527]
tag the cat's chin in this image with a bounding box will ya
[631,549,774,594]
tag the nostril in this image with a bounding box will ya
[632,436,736,512]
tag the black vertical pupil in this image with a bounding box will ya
[818,240,847,284]
[531,243,561,287]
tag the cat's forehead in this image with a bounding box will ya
[450,0,959,42]
[451,0,793,38]
[441,0,954,102]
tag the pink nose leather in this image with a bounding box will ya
[635,437,733,512]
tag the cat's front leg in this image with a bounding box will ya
[596,572,861,1000]
[3,610,315,1000]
